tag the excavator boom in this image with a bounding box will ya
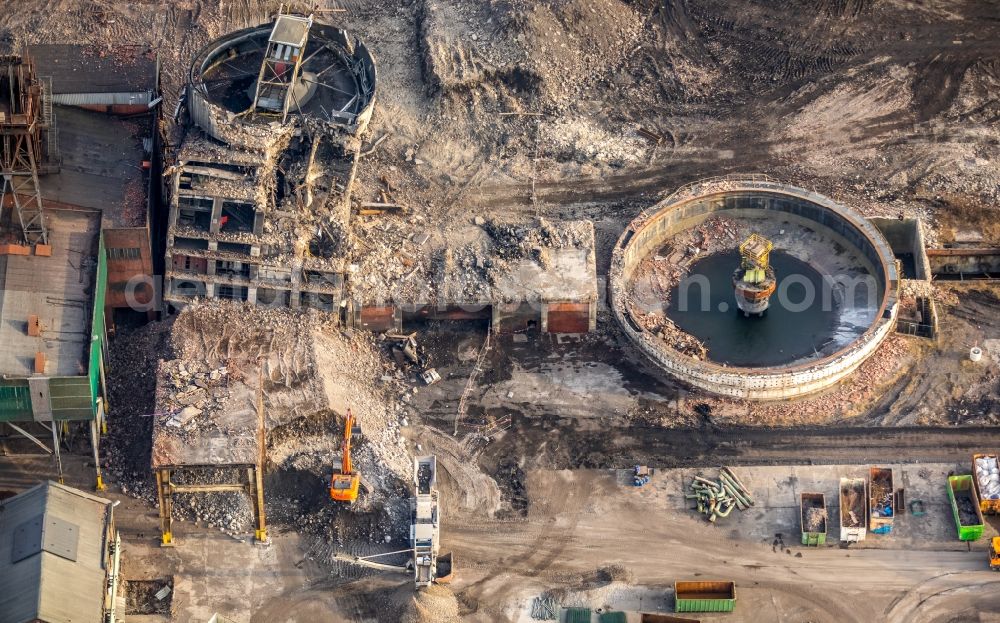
[342,410,354,475]
[330,409,360,503]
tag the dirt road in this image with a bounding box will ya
[445,469,1000,623]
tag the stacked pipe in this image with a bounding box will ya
[686,467,755,522]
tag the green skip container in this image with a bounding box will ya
[800,492,828,546]
[947,475,985,541]
[674,580,736,613]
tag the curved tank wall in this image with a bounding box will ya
[186,21,376,148]
[610,177,899,401]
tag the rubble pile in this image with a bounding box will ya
[481,216,591,260]
[104,320,175,504]
[168,469,255,535]
[397,583,461,623]
[313,329,413,497]
[147,302,414,538]
[156,360,236,440]
[480,217,594,290]
[633,313,706,360]
[804,507,828,533]
[349,215,595,305]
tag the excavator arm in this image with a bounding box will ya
[341,409,354,475]
[330,409,361,503]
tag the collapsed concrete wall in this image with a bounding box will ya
[610,177,899,401]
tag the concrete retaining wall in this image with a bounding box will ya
[871,218,931,280]
[926,248,1000,275]
[610,177,899,401]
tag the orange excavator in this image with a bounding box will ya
[330,409,361,503]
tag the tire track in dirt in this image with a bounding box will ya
[449,472,595,617]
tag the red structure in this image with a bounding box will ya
[0,54,53,245]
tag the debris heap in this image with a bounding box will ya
[804,507,828,532]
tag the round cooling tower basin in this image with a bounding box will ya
[610,177,899,401]
[187,19,377,142]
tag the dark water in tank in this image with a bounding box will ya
[666,250,839,367]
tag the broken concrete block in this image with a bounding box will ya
[176,406,202,425]
[175,387,207,406]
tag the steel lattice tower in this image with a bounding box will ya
[0,55,50,245]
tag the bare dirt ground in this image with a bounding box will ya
[6,454,999,623]
[442,467,1000,623]
[2,0,996,232]
[4,0,1000,620]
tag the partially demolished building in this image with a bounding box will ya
[164,15,375,312]
[164,12,597,335]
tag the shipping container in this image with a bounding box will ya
[800,492,827,545]
[972,453,1000,515]
[641,615,701,623]
[674,580,736,613]
[564,608,592,623]
[839,477,867,542]
[947,475,985,541]
[869,467,895,534]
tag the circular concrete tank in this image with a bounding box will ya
[186,19,376,146]
[610,176,899,401]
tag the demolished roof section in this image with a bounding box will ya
[348,216,598,306]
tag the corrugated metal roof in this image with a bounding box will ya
[27,44,156,95]
[0,482,112,623]
[269,15,311,47]
[51,91,153,106]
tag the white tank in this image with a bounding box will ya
[970,347,983,362]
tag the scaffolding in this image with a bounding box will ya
[0,54,50,245]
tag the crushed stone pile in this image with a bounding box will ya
[397,584,462,623]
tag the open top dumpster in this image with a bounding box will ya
[674,580,736,613]
[948,474,985,541]
[869,467,895,534]
[973,453,1000,515]
[800,492,828,545]
[839,477,867,542]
